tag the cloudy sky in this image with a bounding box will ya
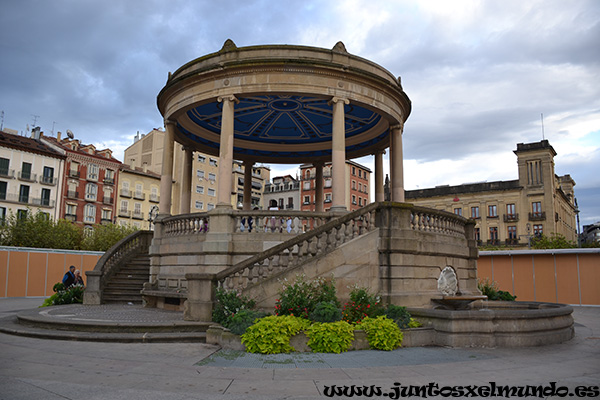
[1,0,598,226]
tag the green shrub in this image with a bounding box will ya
[477,278,516,301]
[408,318,422,328]
[226,309,270,335]
[80,223,138,251]
[359,316,403,351]
[275,275,339,319]
[305,321,355,353]
[212,287,256,325]
[241,315,310,354]
[40,283,85,307]
[309,301,342,323]
[385,304,412,329]
[341,285,384,324]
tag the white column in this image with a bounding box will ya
[216,95,238,207]
[159,120,175,216]
[390,124,405,202]
[375,150,384,202]
[330,97,349,211]
[315,163,324,212]
[242,160,253,210]
[180,147,193,214]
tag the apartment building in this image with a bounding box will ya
[263,175,300,210]
[0,129,65,220]
[405,140,578,246]
[232,161,270,209]
[116,165,161,229]
[300,160,371,212]
[43,134,121,230]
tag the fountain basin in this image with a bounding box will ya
[408,301,574,347]
[431,295,488,310]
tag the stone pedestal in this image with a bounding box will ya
[83,270,102,305]
[184,273,216,321]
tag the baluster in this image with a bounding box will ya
[316,232,324,256]
[267,256,274,275]
[326,227,335,251]
[353,218,360,237]
[246,265,255,285]
[257,261,265,281]
[236,271,244,290]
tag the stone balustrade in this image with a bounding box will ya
[232,210,332,234]
[162,213,209,236]
[410,206,466,237]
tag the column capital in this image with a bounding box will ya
[390,123,404,133]
[329,96,350,106]
[164,119,177,128]
[217,95,240,104]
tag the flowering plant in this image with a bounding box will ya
[274,274,339,319]
[212,287,256,325]
[341,285,385,324]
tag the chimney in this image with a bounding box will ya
[142,162,148,173]
[57,131,62,140]
[31,126,41,140]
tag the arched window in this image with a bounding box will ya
[84,204,96,224]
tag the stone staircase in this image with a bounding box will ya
[102,254,150,304]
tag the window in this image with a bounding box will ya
[133,202,142,218]
[135,183,143,199]
[197,155,206,163]
[121,180,130,197]
[197,170,205,179]
[287,197,294,209]
[207,203,215,211]
[352,195,357,205]
[352,167,356,175]
[84,204,96,224]
[66,204,77,217]
[69,161,79,177]
[207,188,215,197]
[358,183,362,192]
[471,206,479,219]
[358,198,362,206]
[325,193,331,203]
[19,185,29,203]
[208,172,216,181]
[278,198,284,209]
[324,178,332,188]
[101,209,112,221]
[87,164,99,180]
[352,181,356,190]
[196,185,204,194]
[488,205,497,218]
[150,186,159,202]
[359,170,362,178]
[209,158,218,167]
[532,201,542,217]
[0,157,10,176]
[533,224,543,236]
[42,166,55,184]
[41,188,51,206]
[20,162,32,181]
[303,181,311,190]
[304,195,311,205]
[454,208,462,216]
[0,181,6,200]
[85,183,97,201]
[508,226,517,239]
[507,204,516,217]
[17,209,28,220]
[195,201,203,209]
[489,227,498,241]
[120,200,128,211]
[474,228,480,242]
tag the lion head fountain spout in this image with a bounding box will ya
[432,266,487,310]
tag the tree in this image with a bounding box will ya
[530,233,577,249]
[80,223,138,251]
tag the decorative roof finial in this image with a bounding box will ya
[332,41,348,54]
[220,39,238,52]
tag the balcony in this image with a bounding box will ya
[505,238,520,245]
[529,212,546,221]
[132,210,144,220]
[17,171,37,182]
[120,189,131,198]
[103,177,115,185]
[103,197,114,205]
[69,170,80,178]
[133,192,145,200]
[149,194,159,203]
[86,173,98,182]
[503,213,519,222]
[64,213,76,222]
[31,197,54,207]
[83,216,96,224]
[118,209,131,218]
[0,169,15,179]
[101,218,112,225]
[486,239,500,246]
[40,176,57,186]
[84,193,97,202]
[67,190,79,199]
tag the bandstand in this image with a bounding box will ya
[84,41,480,322]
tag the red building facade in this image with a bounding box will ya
[300,160,370,212]
[44,136,121,228]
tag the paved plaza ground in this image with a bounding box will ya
[0,297,598,399]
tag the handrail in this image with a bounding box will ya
[215,202,471,291]
[92,230,153,286]
[215,202,379,288]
